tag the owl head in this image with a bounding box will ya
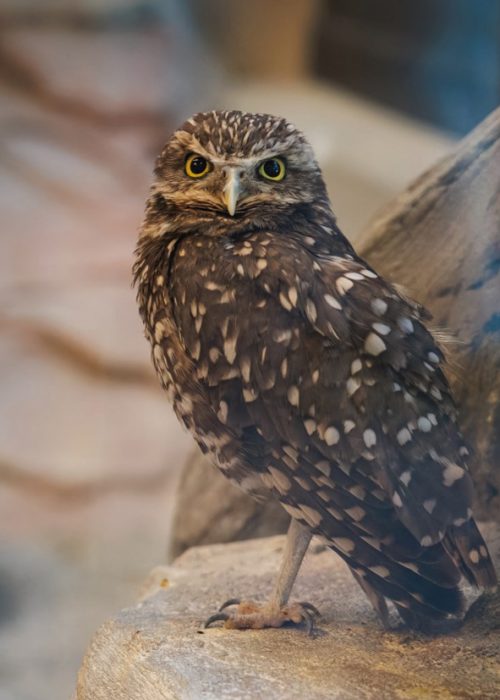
[142,110,329,238]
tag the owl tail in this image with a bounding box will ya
[341,518,497,632]
[445,519,497,589]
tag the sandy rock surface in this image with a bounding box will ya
[77,524,500,700]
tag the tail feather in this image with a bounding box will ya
[350,568,390,628]
[446,519,497,589]
[335,518,497,631]
[334,542,465,620]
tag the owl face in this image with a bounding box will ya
[152,110,327,227]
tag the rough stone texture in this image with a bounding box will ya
[171,107,500,556]
[77,524,500,700]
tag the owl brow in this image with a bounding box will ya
[180,151,287,169]
[209,155,281,167]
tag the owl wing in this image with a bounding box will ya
[226,234,496,622]
[239,237,472,538]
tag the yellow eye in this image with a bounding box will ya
[185,153,210,178]
[258,157,286,181]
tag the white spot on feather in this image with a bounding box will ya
[324,294,342,310]
[282,504,304,520]
[283,445,298,461]
[392,492,403,507]
[224,336,238,364]
[240,357,251,382]
[279,293,292,311]
[268,467,291,494]
[346,506,365,522]
[191,340,201,360]
[324,426,340,445]
[336,277,354,295]
[306,299,317,323]
[469,549,480,564]
[400,470,412,486]
[423,499,436,514]
[417,416,432,432]
[304,419,316,435]
[397,428,412,445]
[351,359,362,375]
[363,429,376,448]
[287,386,300,407]
[347,376,361,396]
[242,388,257,402]
[217,401,228,423]
[442,462,465,487]
[364,332,386,356]
[430,386,443,400]
[299,504,322,527]
[371,298,388,316]
[334,537,355,553]
[372,322,391,336]
[398,317,414,334]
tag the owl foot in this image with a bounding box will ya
[204,598,320,634]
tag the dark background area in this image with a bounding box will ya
[315,0,500,134]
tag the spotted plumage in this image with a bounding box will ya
[134,110,496,630]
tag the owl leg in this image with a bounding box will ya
[204,519,318,633]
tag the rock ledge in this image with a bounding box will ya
[77,525,500,700]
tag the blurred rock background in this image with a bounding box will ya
[0,2,498,699]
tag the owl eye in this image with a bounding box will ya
[185,154,211,178]
[258,158,286,181]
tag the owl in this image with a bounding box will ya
[134,110,496,632]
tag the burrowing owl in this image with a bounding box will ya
[134,110,496,632]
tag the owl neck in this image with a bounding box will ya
[134,193,356,306]
[140,191,343,239]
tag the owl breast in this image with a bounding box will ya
[143,230,286,495]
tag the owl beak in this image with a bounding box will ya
[222,166,242,216]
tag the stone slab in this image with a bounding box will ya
[77,524,500,700]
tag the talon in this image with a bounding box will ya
[203,598,320,633]
[302,609,315,636]
[300,601,321,618]
[204,612,229,628]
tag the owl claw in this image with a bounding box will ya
[204,612,230,628]
[203,599,320,634]
[299,601,321,618]
[302,608,315,636]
